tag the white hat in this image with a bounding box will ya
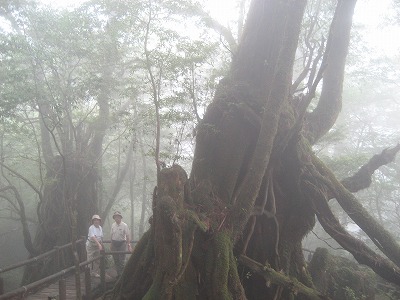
[91,214,101,222]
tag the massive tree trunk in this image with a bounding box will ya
[21,155,99,284]
[109,0,400,299]
[21,114,106,284]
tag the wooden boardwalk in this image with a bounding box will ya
[24,269,116,300]
[0,240,133,300]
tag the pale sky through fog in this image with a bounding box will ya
[353,0,400,56]
[39,0,400,55]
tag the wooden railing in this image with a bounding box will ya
[0,239,134,299]
[0,238,87,299]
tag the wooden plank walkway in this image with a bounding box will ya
[24,269,117,300]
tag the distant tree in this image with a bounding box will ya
[0,4,124,283]
[109,0,400,299]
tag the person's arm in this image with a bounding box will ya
[93,236,103,250]
[89,226,103,250]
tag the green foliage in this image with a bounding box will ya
[343,286,358,300]
[0,34,34,119]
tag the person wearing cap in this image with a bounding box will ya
[86,214,103,277]
[110,211,132,276]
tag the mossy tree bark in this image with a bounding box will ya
[110,0,400,299]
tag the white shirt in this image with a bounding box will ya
[111,221,130,242]
[87,224,103,242]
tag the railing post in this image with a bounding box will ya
[59,278,66,300]
[80,236,87,262]
[100,249,106,292]
[54,246,61,273]
[84,266,92,300]
[0,276,4,295]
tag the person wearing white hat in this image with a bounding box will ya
[110,211,132,276]
[86,214,103,277]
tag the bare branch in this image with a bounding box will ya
[0,186,37,255]
[194,7,237,53]
[0,162,43,200]
[188,63,201,124]
[341,144,400,193]
[0,192,20,212]
[291,10,324,93]
[101,136,135,220]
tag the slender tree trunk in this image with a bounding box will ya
[138,130,149,238]
[130,102,139,241]
[130,156,137,241]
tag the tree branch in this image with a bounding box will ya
[0,162,43,200]
[101,136,135,220]
[238,255,329,299]
[144,1,161,179]
[311,153,400,268]
[301,172,400,286]
[305,0,357,144]
[340,144,400,193]
[0,186,37,255]
[291,6,325,93]
[190,6,237,53]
